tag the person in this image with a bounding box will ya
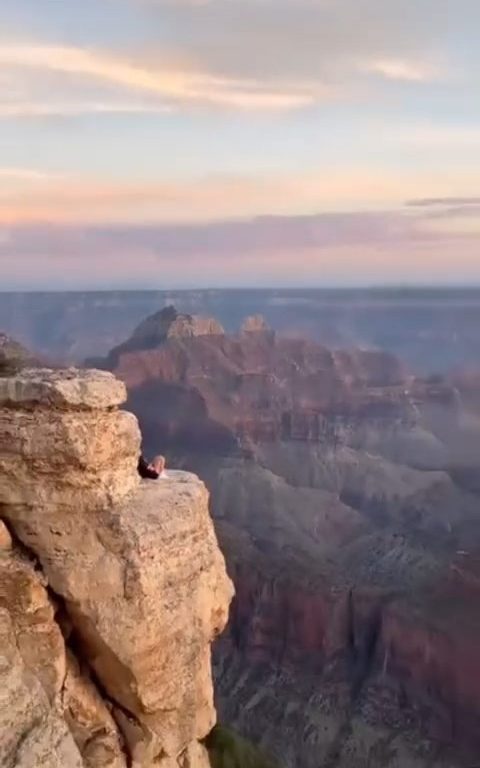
[137,454,166,480]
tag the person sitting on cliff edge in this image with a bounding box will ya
[137,454,166,480]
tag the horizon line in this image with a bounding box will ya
[3,284,480,294]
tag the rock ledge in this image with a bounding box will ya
[0,368,126,409]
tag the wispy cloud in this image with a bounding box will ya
[0,101,173,118]
[362,58,439,82]
[0,168,56,181]
[1,210,480,290]
[2,168,480,225]
[122,0,462,86]
[408,197,480,236]
[408,197,480,207]
[0,43,323,112]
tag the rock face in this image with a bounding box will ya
[0,333,38,376]
[0,533,85,768]
[0,368,233,767]
[240,315,271,334]
[100,307,225,368]
[96,309,480,768]
[100,312,443,467]
[4,288,480,371]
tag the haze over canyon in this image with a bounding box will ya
[3,289,480,767]
[2,0,480,765]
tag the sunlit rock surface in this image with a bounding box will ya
[0,368,233,767]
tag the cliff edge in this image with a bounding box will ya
[0,368,233,768]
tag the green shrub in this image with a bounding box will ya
[205,725,278,768]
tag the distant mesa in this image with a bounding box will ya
[95,305,226,369]
[240,314,271,334]
[133,305,225,345]
[128,304,225,350]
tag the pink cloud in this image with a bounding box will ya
[1,211,479,289]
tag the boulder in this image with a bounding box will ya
[240,315,270,334]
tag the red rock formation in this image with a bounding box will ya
[97,306,480,768]
[98,308,431,457]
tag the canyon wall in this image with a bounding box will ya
[96,307,480,768]
[3,288,480,373]
[0,368,233,768]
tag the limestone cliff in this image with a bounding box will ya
[0,368,233,768]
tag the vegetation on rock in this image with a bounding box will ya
[205,725,278,768]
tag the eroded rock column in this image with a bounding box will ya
[0,368,233,767]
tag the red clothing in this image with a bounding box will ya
[137,455,159,479]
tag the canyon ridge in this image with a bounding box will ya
[91,305,480,768]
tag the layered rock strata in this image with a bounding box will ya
[0,368,233,768]
[96,308,480,767]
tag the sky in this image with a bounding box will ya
[0,0,479,289]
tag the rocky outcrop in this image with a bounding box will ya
[99,307,225,370]
[131,306,225,345]
[240,316,271,335]
[0,523,83,768]
[0,333,38,376]
[4,288,480,370]
[94,312,449,469]
[0,368,233,767]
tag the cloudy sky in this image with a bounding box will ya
[1,0,479,288]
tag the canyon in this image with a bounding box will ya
[91,305,480,768]
[0,366,233,767]
[3,288,480,373]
